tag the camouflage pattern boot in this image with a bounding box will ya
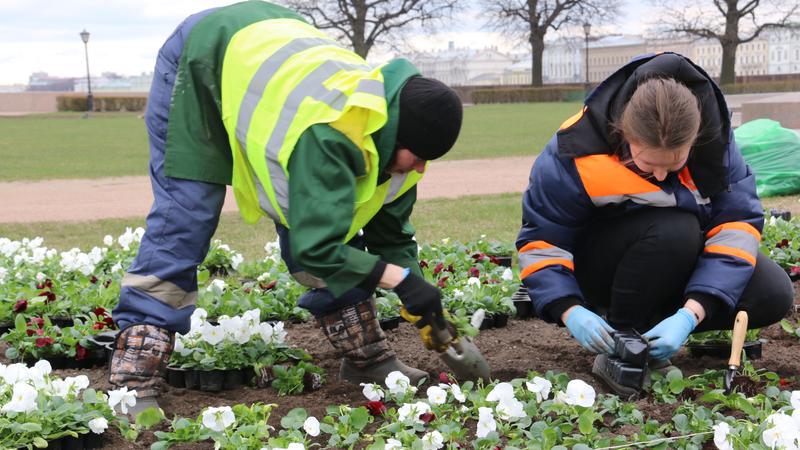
[109,324,174,416]
[319,298,428,385]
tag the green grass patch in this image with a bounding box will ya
[0,103,579,181]
[0,193,521,260]
[0,112,149,181]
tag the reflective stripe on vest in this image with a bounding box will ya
[678,167,711,205]
[222,19,422,240]
[704,222,761,265]
[518,240,574,280]
[574,154,677,207]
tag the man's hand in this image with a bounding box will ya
[393,272,445,329]
[643,308,698,360]
[563,306,616,354]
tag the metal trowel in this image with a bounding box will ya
[724,311,749,394]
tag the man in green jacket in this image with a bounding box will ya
[110,1,463,414]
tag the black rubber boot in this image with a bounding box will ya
[319,298,428,385]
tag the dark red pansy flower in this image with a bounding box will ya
[244,287,252,294]
[92,322,105,330]
[103,317,116,328]
[36,282,45,290]
[93,307,107,317]
[438,372,453,385]
[260,280,277,291]
[776,239,790,249]
[45,279,53,289]
[35,337,54,347]
[26,328,36,337]
[365,400,386,416]
[13,299,27,313]
[433,263,444,275]
[468,267,480,278]
[103,279,112,288]
[419,260,429,268]
[38,291,56,303]
[75,343,87,360]
[471,253,485,261]
[780,378,791,387]
[791,266,800,276]
[89,275,98,284]
[419,412,436,424]
[446,265,454,273]
[437,276,449,288]
[30,317,45,328]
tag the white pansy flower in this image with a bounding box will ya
[450,383,466,403]
[35,272,47,282]
[712,422,733,450]
[397,401,431,424]
[201,406,235,432]
[107,387,138,415]
[133,227,145,241]
[421,430,444,450]
[190,308,208,331]
[200,323,225,346]
[486,382,516,403]
[791,390,800,410]
[441,238,450,244]
[762,412,800,449]
[231,253,244,270]
[501,267,514,281]
[476,406,497,438]
[271,322,287,343]
[303,416,320,437]
[1,382,37,413]
[467,276,481,287]
[103,235,114,247]
[452,288,464,298]
[360,383,384,401]
[88,417,109,434]
[219,316,243,338]
[386,371,415,396]
[0,267,7,284]
[264,238,281,255]
[496,397,526,421]
[207,279,226,296]
[470,309,486,329]
[426,385,447,405]
[111,262,123,273]
[32,360,52,377]
[242,309,261,329]
[563,379,596,407]
[525,376,552,402]
[118,228,135,250]
[3,363,30,385]
[385,438,403,450]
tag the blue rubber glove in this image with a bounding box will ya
[564,306,616,354]
[643,308,697,360]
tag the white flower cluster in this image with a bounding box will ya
[175,308,287,352]
[760,391,800,450]
[0,237,57,278]
[116,227,145,251]
[263,237,282,263]
[0,361,119,434]
[199,404,318,449]
[59,247,105,276]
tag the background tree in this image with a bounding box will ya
[651,0,799,85]
[481,0,621,86]
[280,0,459,58]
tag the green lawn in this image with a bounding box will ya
[0,103,579,181]
[0,193,522,261]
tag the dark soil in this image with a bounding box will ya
[4,281,799,449]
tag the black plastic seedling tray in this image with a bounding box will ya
[613,330,649,367]
[605,356,646,389]
[687,340,762,360]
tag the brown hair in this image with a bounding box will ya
[617,78,701,152]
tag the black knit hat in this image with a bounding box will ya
[397,76,463,160]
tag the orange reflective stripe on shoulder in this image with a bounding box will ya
[706,222,761,241]
[678,167,697,190]
[704,245,757,266]
[519,241,554,253]
[559,106,587,130]
[574,154,661,197]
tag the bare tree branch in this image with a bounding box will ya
[481,0,622,86]
[280,0,459,58]
[650,0,800,84]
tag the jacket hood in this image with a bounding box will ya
[557,52,731,198]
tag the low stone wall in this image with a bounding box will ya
[741,92,800,129]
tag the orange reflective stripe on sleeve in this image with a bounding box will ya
[520,258,575,279]
[574,155,677,207]
[706,222,761,241]
[704,245,757,266]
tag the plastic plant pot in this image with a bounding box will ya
[491,255,513,268]
[379,316,400,331]
[687,340,763,360]
[613,331,649,367]
[83,433,104,449]
[0,322,13,336]
[769,208,792,221]
[50,316,75,329]
[493,313,509,328]
[61,435,84,450]
[184,369,200,390]
[606,356,645,389]
[479,314,495,330]
[166,366,186,388]
[199,370,226,392]
[223,369,245,390]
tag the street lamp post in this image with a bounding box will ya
[583,22,591,93]
[80,29,93,118]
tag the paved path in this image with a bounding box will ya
[0,156,534,223]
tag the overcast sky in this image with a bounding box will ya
[0,0,649,85]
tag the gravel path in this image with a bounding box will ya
[0,156,534,223]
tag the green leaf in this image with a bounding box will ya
[578,409,595,435]
[280,407,307,430]
[33,437,49,448]
[135,407,165,429]
[19,422,43,432]
[672,414,689,433]
[349,407,370,431]
[780,319,795,333]
[5,346,19,360]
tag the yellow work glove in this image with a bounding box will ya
[400,306,456,353]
